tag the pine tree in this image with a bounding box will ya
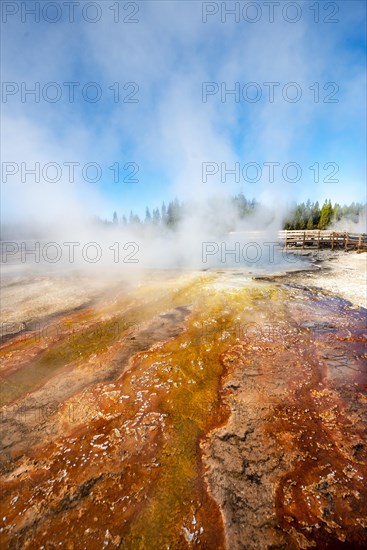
[161,202,167,224]
[318,200,333,229]
[166,202,174,227]
[312,201,321,227]
[306,215,314,229]
[145,207,152,224]
[332,203,340,223]
[152,208,161,225]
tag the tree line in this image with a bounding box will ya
[107,194,258,228]
[102,196,365,231]
[283,200,365,230]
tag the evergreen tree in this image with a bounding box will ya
[312,201,321,227]
[113,211,118,224]
[318,200,333,229]
[332,203,340,223]
[166,202,174,227]
[161,202,167,225]
[152,208,161,225]
[145,207,152,224]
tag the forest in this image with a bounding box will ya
[106,196,366,231]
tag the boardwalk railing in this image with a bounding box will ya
[278,230,367,253]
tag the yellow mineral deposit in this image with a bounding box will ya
[0,272,366,548]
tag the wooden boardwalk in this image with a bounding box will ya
[278,230,367,253]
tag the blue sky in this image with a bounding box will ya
[1,0,366,223]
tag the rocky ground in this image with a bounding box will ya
[264,249,367,309]
[0,256,366,549]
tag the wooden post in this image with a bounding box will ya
[358,235,362,253]
[302,231,305,250]
[318,230,320,249]
[345,233,349,251]
[331,232,335,250]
